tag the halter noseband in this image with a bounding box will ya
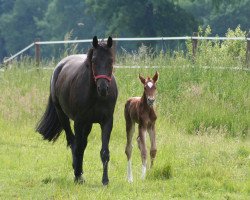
[94,74,112,82]
[92,64,112,83]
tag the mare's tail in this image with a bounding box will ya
[36,94,63,142]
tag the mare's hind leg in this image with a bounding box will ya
[137,124,147,180]
[55,108,74,147]
[125,119,135,183]
[73,121,92,183]
[148,123,157,168]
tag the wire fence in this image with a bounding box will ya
[2,35,250,66]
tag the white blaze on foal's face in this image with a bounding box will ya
[144,80,157,106]
[147,81,153,88]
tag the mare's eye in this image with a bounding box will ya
[106,58,113,64]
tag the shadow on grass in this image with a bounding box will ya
[147,164,173,180]
[41,176,106,189]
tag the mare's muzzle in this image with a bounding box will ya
[96,77,111,97]
[147,97,155,106]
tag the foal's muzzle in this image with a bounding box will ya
[147,97,155,106]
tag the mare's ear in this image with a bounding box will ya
[107,36,112,48]
[139,74,145,84]
[152,71,159,83]
[92,36,98,48]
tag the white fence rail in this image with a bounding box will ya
[2,36,250,64]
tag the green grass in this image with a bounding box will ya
[0,60,249,199]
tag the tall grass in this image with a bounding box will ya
[117,26,249,138]
[0,64,249,199]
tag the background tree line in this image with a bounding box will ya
[0,0,249,61]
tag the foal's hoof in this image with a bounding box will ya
[127,177,133,183]
[74,176,84,184]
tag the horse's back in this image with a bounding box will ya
[50,54,89,115]
[51,54,87,85]
[125,97,141,123]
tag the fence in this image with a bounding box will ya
[2,32,250,67]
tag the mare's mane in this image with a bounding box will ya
[86,41,113,63]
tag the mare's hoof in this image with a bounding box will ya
[74,176,84,184]
[102,179,109,186]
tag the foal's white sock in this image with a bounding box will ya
[127,160,133,183]
[141,164,146,180]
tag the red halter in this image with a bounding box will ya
[94,74,112,82]
[92,65,112,83]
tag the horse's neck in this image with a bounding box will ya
[140,92,156,121]
[141,92,152,110]
[85,61,95,85]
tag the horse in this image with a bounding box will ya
[36,36,118,185]
[124,72,159,182]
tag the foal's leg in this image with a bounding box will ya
[148,123,157,168]
[73,121,92,183]
[125,119,135,183]
[100,117,113,185]
[137,124,147,179]
[55,108,74,147]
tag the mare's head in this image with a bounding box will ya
[139,71,159,106]
[89,36,113,97]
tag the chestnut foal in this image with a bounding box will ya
[125,72,159,182]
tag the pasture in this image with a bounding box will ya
[0,60,249,199]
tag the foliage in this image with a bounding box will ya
[191,26,247,68]
[0,0,49,58]
[181,0,250,35]
[86,0,197,37]
[1,0,250,62]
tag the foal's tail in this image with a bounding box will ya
[36,94,63,142]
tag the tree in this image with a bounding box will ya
[179,0,250,35]
[85,0,197,37]
[0,0,49,60]
[37,0,104,40]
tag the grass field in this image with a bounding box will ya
[0,60,249,199]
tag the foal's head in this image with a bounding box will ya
[89,36,113,97]
[139,72,159,106]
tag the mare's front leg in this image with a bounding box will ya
[73,121,92,183]
[137,124,147,179]
[148,123,157,168]
[100,117,113,185]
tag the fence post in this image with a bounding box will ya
[192,32,198,59]
[246,32,250,68]
[35,38,40,66]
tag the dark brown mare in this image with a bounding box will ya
[36,36,118,185]
[124,72,159,182]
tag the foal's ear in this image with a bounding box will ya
[139,74,145,84]
[92,36,98,48]
[152,71,159,83]
[107,36,112,48]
